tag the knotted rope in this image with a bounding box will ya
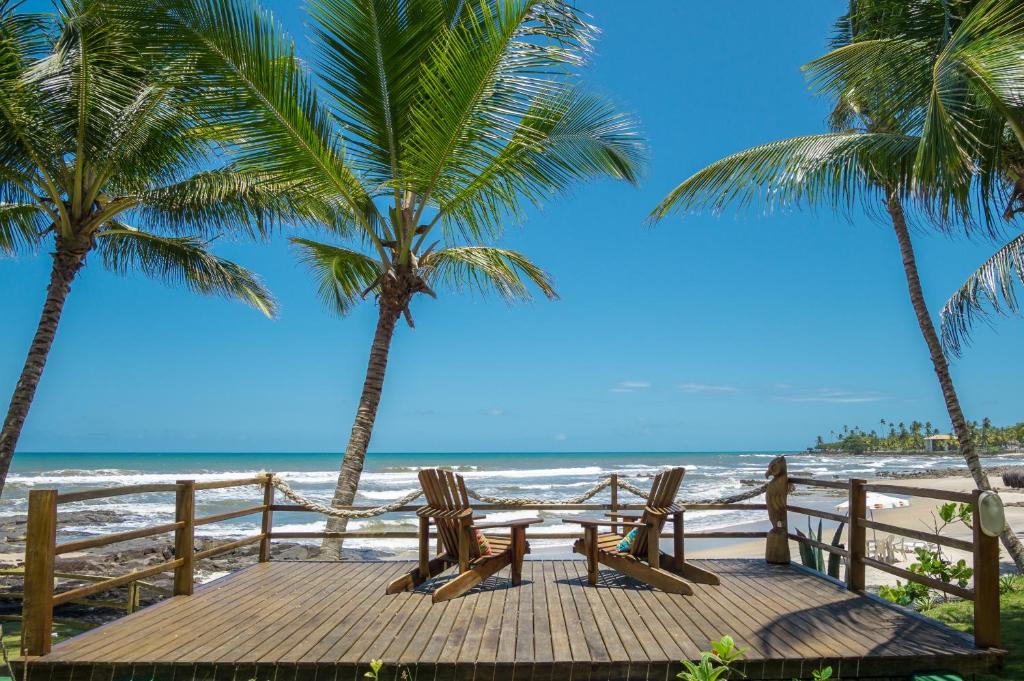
[269,476,423,519]
[265,473,768,519]
[617,479,770,506]
[465,477,613,505]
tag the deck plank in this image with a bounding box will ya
[277,562,395,664]
[198,562,339,663]
[21,559,1001,681]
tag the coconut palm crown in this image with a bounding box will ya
[802,0,1024,352]
[0,0,290,495]
[148,0,645,554]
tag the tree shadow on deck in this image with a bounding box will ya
[751,595,984,679]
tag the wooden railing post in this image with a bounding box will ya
[764,455,790,564]
[259,473,275,562]
[22,489,58,657]
[173,480,195,596]
[610,473,619,535]
[972,489,1000,649]
[127,581,139,614]
[846,478,867,591]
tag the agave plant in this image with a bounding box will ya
[140,0,645,554]
[794,518,845,580]
[0,0,294,494]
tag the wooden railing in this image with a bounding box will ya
[779,474,1000,650]
[0,568,168,614]
[21,474,274,656]
[17,462,1003,656]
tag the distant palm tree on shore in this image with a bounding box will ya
[0,0,287,496]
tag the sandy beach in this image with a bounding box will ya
[685,473,1024,588]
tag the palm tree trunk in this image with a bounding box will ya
[0,239,88,498]
[320,302,403,558]
[885,193,1024,570]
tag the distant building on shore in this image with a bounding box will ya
[924,433,957,453]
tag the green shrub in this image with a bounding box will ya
[363,659,383,680]
[677,636,746,680]
[1000,574,1024,594]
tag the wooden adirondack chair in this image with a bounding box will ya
[385,469,542,602]
[562,467,720,594]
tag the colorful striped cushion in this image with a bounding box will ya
[473,528,492,556]
[617,528,638,552]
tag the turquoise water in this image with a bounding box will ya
[5,449,1021,551]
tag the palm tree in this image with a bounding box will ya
[146,0,644,556]
[0,0,288,495]
[809,0,1024,565]
[650,0,1024,569]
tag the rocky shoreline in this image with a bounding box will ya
[875,464,1024,480]
[0,509,393,626]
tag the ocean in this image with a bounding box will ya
[5,450,1024,552]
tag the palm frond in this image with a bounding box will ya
[86,82,211,201]
[404,0,595,205]
[941,230,1024,356]
[290,237,382,315]
[0,2,64,225]
[149,0,376,225]
[650,132,920,222]
[421,245,556,301]
[916,0,1024,200]
[131,168,327,238]
[0,201,44,254]
[438,87,644,239]
[307,0,442,184]
[95,223,276,316]
[37,0,164,218]
[804,38,935,132]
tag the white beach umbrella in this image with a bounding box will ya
[836,493,910,556]
[836,493,911,511]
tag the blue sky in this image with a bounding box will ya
[2,1,1022,454]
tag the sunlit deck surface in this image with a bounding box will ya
[21,559,1001,681]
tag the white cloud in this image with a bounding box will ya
[486,408,505,417]
[554,433,568,441]
[678,382,739,394]
[610,380,651,393]
[777,387,886,404]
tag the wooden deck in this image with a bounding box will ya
[20,559,1001,681]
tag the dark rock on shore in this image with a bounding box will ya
[876,465,1024,480]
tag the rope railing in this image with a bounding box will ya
[266,474,770,519]
[269,477,424,519]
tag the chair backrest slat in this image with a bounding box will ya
[419,469,479,560]
[630,467,685,557]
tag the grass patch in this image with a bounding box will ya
[0,620,93,662]
[922,591,1024,681]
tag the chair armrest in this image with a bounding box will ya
[646,504,685,515]
[561,518,648,529]
[471,517,544,530]
[603,512,640,521]
[417,506,472,520]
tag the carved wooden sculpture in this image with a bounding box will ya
[765,455,791,564]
